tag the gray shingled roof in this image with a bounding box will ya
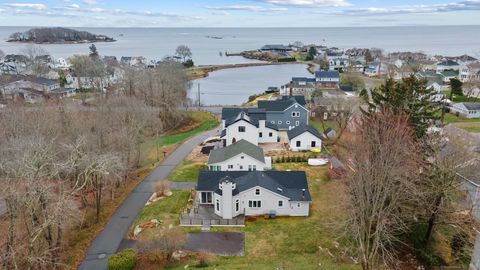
[258,96,306,112]
[463,102,480,111]
[208,139,265,164]
[315,70,340,79]
[287,125,323,140]
[221,107,278,130]
[197,170,311,201]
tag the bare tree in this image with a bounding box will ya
[175,45,192,62]
[21,44,50,76]
[341,109,422,270]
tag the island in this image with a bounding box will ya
[7,27,115,44]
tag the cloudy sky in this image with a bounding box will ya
[0,0,479,27]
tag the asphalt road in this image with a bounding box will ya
[78,128,218,270]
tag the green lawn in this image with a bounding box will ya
[169,163,359,270]
[168,160,206,182]
[131,190,190,232]
[442,113,480,124]
[310,118,336,133]
[139,112,219,168]
[443,90,480,103]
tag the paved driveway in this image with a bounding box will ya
[79,128,218,270]
[185,232,244,256]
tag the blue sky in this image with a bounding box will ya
[0,0,479,27]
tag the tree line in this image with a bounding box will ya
[0,60,190,269]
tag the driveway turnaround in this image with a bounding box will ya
[79,128,218,270]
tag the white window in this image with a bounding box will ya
[249,165,257,171]
[271,121,275,124]
[216,200,220,211]
[278,121,282,124]
[259,132,263,138]
[278,200,283,207]
[201,192,212,204]
[235,199,239,212]
[286,121,290,124]
[296,141,301,147]
[296,121,300,126]
[239,165,243,170]
[228,165,233,169]
[248,200,261,208]
[255,188,260,195]
[297,203,301,208]
[241,156,244,159]
[238,126,246,132]
[269,132,273,137]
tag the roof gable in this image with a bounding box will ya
[287,125,323,140]
[208,140,266,164]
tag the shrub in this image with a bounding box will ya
[281,156,285,163]
[155,181,170,197]
[183,59,194,68]
[108,249,136,270]
[277,57,296,62]
[275,157,281,163]
[302,155,308,162]
[196,251,210,268]
[286,156,291,163]
[296,156,302,162]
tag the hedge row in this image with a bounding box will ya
[108,249,136,270]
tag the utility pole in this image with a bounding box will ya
[197,83,201,110]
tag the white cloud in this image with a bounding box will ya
[256,0,351,7]
[5,3,47,10]
[54,4,104,13]
[334,0,480,16]
[205,5,288,12]
[82,0,97,5]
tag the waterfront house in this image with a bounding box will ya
[451,102,480,118]
[221,108,279,146]
[440,70,459,83]
[285,77,317,100]
[196,170,311,219]
[315,71,340,88]
[0,62,18,75]
[436,60,460,73]
[287,125,323,151]
[328,58,349,71]
[208,139,272,172]
[364,62,387,77]
[260,44,292,53]
[258,96,309,130]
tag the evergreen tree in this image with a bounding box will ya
[361,75,441,138]
[89,44,99,59]
[450,78,463,98]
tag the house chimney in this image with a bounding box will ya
[219,178,235,219]
[302,189,306,199]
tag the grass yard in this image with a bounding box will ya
[243,92,278,106]
[169,160,206,182]
[131,190,190,233]
[139,112,219,168]
[441,112,480,133]
[170,163,359,270]
[310,118,337,133]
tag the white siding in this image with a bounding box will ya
[289,132,322,151]
[258,121,279,144]
[209,153,268,171]
[226,120,258,146]
[216,186,310,218]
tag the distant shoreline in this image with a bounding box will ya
[6,39,116,44]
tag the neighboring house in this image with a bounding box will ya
[364,62,387,77]
[207,139,272,171]
[285,77,317,100]
[120,56,146,67]
[328,58,349,71]
[436,60,460,73]
[221,108,279,146]
[315,71,340,88]
[0,62,18,74]
[0,75,75,102]
[260,44,292,53]
[450,102,480,118]
[196,170,311,219]
[54,58,70,69]
[460,62,480,82]
[288,125,323,151]
[258,96,309,130]
[440,70,459,83]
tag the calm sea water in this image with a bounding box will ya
[1,26,480,65]
[1,26,479,105]
[189,64,311,105]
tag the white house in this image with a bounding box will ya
[450,102,480,119]
[221,109,279,146]
[196,171,311,219]
[364,62,387,77]
[208,139,271,171]
[436,60,460,73]
[460,62,480,82]
[288,125,323,151]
